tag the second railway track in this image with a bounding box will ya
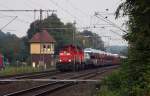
[3,65,119,96]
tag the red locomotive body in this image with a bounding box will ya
[56,45,84,71]
[56,45,121,71]
[59,45,84,63]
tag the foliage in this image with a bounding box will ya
[27,14,105,53]
[27,14,75,53]
[97,86,120,96]
[98,0,150,96]
[0,31,29,65]
[106,45,128,56]
[18,36,30,62]
[0,31,22,63]
[97,69,127,96]
[0,14,105,65]
[78,30,105,50]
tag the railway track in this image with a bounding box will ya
[0,69,60,86]
[3,65,119,96]
[0,69,58,79]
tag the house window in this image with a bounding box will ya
[41,44,46,53]
[47,45,51,51]
[43,45,46,49]
[47,45,50,48]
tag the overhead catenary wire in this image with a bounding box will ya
[65,0,91,29]
[93,12,128,45]
[0,13,17,18]
[22,0,55,20]
[94,12,127,33]
[48,0,86,27]
[0,16,17,30]
[0,9,56,23]
[0,9,56,12]
[91,12,127,41]
[22,0,34,9]
[109,30,123,37]
[0,2,36,20]
[65,0,116,29]
[42,26,117,30]
[32,0,56,19]
[0,4,33,24]
[0,13,32,24]
[65,0,90,17]
[49,0,77,19]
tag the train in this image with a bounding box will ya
[0,53,4,70]
[56,45,121,71]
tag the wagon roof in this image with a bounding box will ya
[29,30,56,43]
[84,48,106,54]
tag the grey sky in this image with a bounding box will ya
[0,0,127,46]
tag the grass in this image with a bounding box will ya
[95,86,120,96]
[0,66,54,76]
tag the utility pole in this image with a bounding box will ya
[0,16,17,30]
[73,21,76,71]
[94,12,127,34]
[0,9,56,68]
[0,9,56,30]
[73,21,76,45]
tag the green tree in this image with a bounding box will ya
[0,31,22,64]
[78,30,105,50]
[116,0,150,95]
[27,14,105,54]
[99,0,150,96]
[27,14,78,53]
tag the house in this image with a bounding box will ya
[29,30,56,68]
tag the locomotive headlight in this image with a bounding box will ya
[68,59,71,62]
[59,59,62,62]
[66,53,70,55]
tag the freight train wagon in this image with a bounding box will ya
[56,45,120,71]
[84,48,120,67]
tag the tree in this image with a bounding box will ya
[0,31,22,64]
[78,30,105,50]
[100,0,150,96]
[117,0,150,95]
[27,14,105,54]
[27,14,76,53]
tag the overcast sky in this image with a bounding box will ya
[0,0,127,46]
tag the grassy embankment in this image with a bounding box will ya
[94,69,122,96]
[95,59,130,96]
[0,66,54,76]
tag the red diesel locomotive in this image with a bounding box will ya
[56,45,120,71]
[56,45,84,71]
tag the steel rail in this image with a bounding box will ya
[3,65,119,96]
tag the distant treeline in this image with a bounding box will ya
[0,14,105,65]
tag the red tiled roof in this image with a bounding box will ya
[29,30,56,43]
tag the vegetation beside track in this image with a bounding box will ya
[95,70,122,96]
[95,0,150,95]
[0,66,55,76]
